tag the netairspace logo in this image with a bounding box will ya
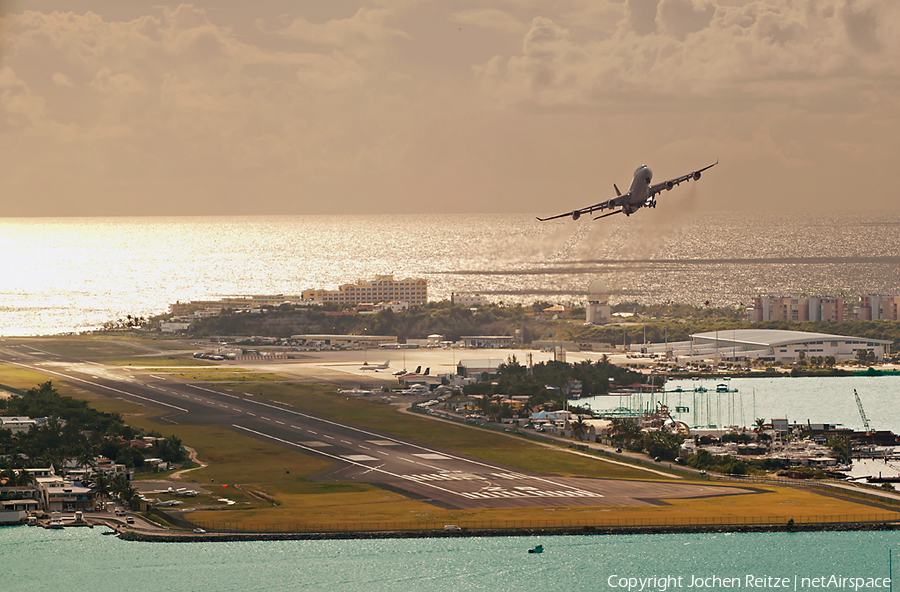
[605,574,892,592]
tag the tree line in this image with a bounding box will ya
[134,299,900,350]
[0,382,185,472]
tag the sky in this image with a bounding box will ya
[1,0,898,216]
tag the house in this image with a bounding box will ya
[37,477,94,513]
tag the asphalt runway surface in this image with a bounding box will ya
[0,339,757,510]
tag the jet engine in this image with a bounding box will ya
[665,181,674,191]
[572,211,581,220]
[693,172,701,180]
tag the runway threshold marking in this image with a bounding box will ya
[232,425,465,499]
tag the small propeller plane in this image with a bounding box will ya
[360,360,390,371]
[537,161,717,222]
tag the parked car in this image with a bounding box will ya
[193,528,207,534]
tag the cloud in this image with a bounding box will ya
[51,72,73,87]
[476,0,900,107]
[450,9,525,34]
[274,7,411,59]
[0,3,421,215]
[657,0,714,40]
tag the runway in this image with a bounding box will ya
[0,339,758,510]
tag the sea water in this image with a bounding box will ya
[2,526,899,591]
[2,211,900,335]
[580,376,900,432]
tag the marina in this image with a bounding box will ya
[580,375,900,433]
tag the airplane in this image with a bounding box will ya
[537,161,717,222]
[360,360,390,371]
[393,365,421,377]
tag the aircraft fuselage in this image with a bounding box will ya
[623,165,653,213]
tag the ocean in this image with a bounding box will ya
[2,211,900,336]
[3,526,899,591]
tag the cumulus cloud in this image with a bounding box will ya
[477,0,900,107]
[51,72,73,87]
[0,0,898,216]
[0,3,421,214]
[450,9,525,34]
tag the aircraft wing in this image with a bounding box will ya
[648,161,717,198]
[536,199,615,222]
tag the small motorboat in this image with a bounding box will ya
[528,544,543,554]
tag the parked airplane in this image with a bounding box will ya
[360,360,390,371]
[537,161,717,222]
[393,365,421,377]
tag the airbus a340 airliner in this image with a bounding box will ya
[538,161,717,222]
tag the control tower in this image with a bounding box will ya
[586,279,611,325]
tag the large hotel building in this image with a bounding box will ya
[301,275,427,305]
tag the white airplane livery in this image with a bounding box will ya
[360,360,390,371]
[538,161,717,222]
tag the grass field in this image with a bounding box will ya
[188,481,894,531]
[0,365,55,393]
[105,357,214,367]
[233,381,659,480]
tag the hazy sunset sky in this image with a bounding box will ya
[1,0,897,216]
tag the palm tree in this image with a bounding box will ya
[94,473,110,501]
[571,417,588,441]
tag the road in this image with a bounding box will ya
[0,339,757,510]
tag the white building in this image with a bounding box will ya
[0,499,40,524]
[302,275,427,305]
[461,336,514,349]
[37,476,94,513]
[659,329,893,363]
[0,417,38,433]
[452,293,490,307]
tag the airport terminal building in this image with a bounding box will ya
[655,329,892,363]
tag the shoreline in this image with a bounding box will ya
[116,520,900,543]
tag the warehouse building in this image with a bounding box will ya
[651,329,891,363]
